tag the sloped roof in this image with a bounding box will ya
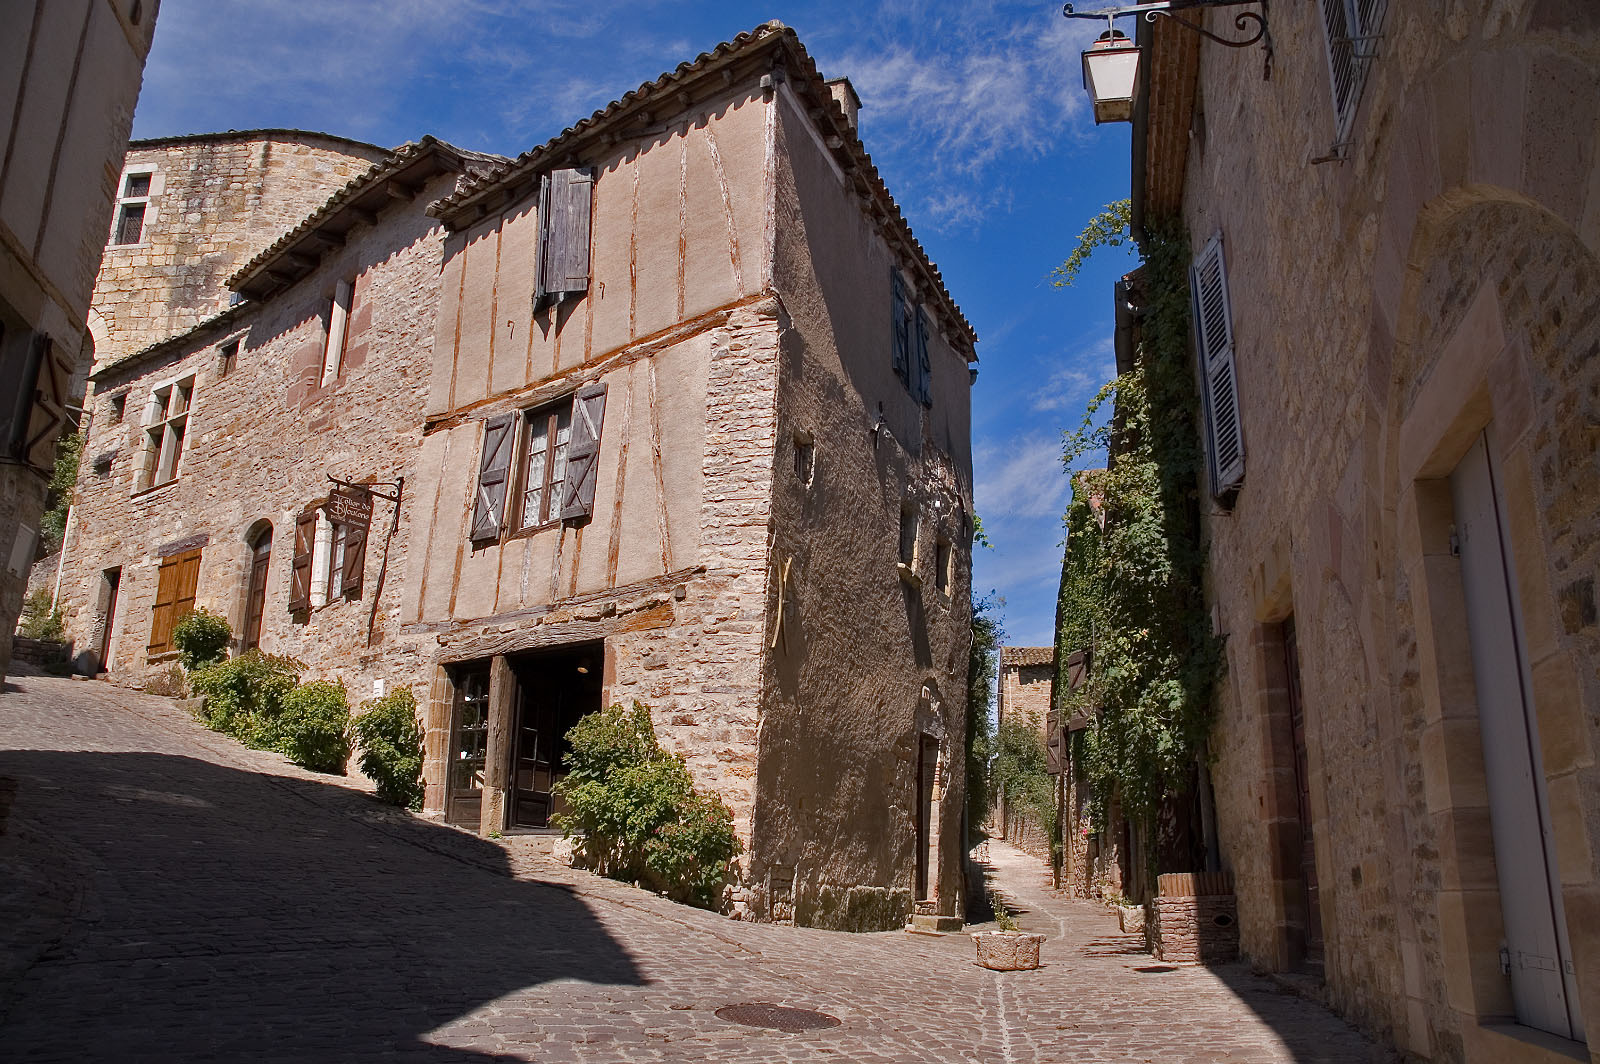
[429,20,977,357]
[228,137,505,300]
[129,128,389,156]
[1002,646,1055,667]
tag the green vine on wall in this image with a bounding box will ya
[1055,216,1221,838]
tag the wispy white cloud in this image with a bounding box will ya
[974,431,1072,520]
[1031,335,1116,412]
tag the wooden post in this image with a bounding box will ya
[479,654,515,836]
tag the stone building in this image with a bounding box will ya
[994,645,1055,862]
[1,0,157,676]
[1128,0,1600,1059]
[60,138,497,692]
[58,22,977,931]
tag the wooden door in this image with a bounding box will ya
[1452,431,1583,1040]
[446,668,490,827]
[242,530,271,651]
[915,735,938,900]
[1283,617,1323,957]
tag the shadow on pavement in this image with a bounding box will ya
[0,751,643,1062]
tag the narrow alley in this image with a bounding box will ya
[0,676,1392,1063]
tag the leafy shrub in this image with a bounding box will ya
[189,651,301,735]
[260,680,351,774]
[554,702,741,909]
[17,589,64,641]
[172,608,232,670]
[353,688,425,809]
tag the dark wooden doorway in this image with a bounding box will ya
[508,643,603,830]
[97,567,121,671]
[1283,617,1323,960]
[915,734,938,899]
[242,525,271,651]
[445,666,490,828]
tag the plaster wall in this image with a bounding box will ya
[754,83,974,926]
[57,178,451,706]
[1175,0,1600,1058]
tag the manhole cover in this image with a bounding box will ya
[714,1002,841,1032]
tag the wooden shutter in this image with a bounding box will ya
[536,168,594,307]
[288,511,316,611]
[173,549,201,621]
[914,308,933,407]
[890,269,910,385]
[470,414,515,542]
[1191,233,1245,497]
[341,522,367,597]
[559,384,608,521]
[147,555,181,653]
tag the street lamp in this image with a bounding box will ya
[1065,1,1273,125]
[1082,30,1142,124]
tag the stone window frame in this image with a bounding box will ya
[897,501,921,587]
[1397,283,1594,1062]
[110,165,158,248]
[319,278,354,387]
[133,371,197,494]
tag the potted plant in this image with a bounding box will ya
[973,893,1044,971]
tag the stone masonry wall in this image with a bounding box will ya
[59,178,450,715]
[1179,0,1600,1058]
[90,134,388,368]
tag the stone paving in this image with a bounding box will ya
[0,674,1398,1063]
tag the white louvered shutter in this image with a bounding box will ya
[1191,233,1245,498]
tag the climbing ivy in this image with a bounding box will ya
[1055,218,1221,837]
[1050,199,1132,289]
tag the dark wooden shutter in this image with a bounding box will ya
[560,384,608,521]
[341,522,367,597]
[914,308,933,407]
[147,555,181,653]
[890,269,910,385]
[470,414,515,542]
[1191,233,1245,497]
[536,168,594,307]
[1045,708,1063,775]
[173,549,201,621]
[288,512,316,611]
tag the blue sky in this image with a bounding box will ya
[131,1,1138,650]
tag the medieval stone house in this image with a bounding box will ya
[993,645,1055,862]
[58,23,977,931]
[1127,0,1600,1059]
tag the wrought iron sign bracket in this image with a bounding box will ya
[326,472,403,504]
[1065,0,1273,80]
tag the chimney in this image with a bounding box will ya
[824,77,861,134]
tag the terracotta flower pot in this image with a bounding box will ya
[972,930,1044,971]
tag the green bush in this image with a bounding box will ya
[261,680,351,774]
[17,589,64,641]
[353,688,425,809]
[554,702,741,910]
[189,651,301,735]
[172,608,232,670]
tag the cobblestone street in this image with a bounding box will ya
[0,675,1395,1063]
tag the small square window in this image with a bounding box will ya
[218,339,240,377]
[935,536,952,594]
[109,393,126,424]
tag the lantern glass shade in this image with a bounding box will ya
[1082,30,1141,124]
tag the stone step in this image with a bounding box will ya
[907,913,964,934]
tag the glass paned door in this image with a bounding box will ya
[446,667,490,827]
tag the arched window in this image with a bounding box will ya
[242,522,272,651]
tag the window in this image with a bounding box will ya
[889,269,933,407]
[321,279,353,385]
[517,401,573,531]
[535,168,595,310]
[1190,233,1244,499]
[147,547,201,655]
[935,536,952,594]
[112,170,154,246]
[899,504,919,566]
[139,375,194,490]
[108,392,126,424]
[471,384,608,542]
[287,504,366,612]
[793,431,815,485]
[217,339,240,378]
[1319,0,1387,148]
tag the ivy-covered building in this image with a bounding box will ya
[1078,1,1600,1060]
